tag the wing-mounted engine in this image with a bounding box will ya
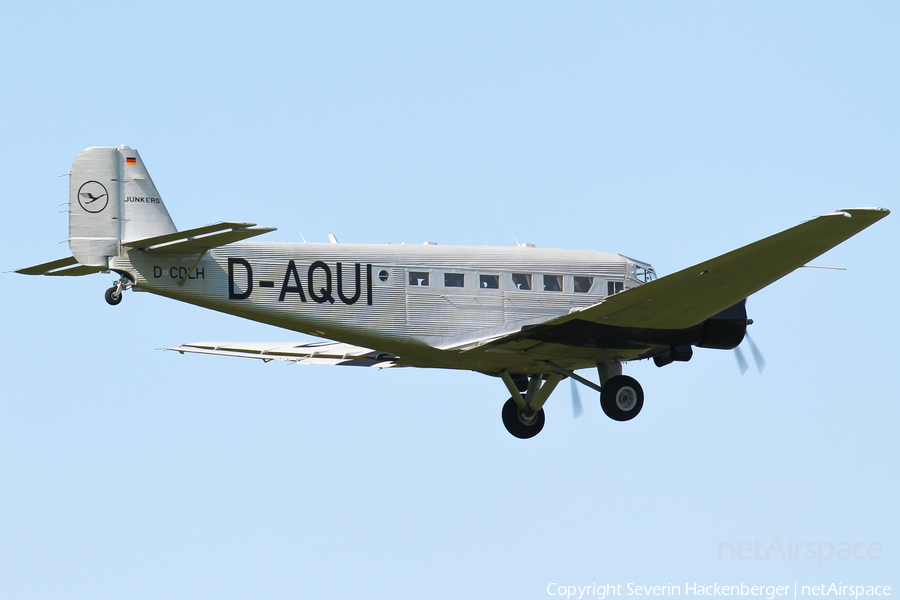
[694,299,748,349]
[646,299,748,367]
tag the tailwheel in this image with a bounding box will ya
[600,375,644,421]
[105,275,133,306]
[501,398,545,439]
[105,286,123,305]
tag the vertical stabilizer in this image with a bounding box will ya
[68,145,177,267]
[117,145,177,243]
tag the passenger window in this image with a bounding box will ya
[574,276,593,293]
[607,281,624,296]
[543,275,562,292]
[444,273,465,288]
[409,271,429,286]
[480,274,499,289]
[512,273,532,290]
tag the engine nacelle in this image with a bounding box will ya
[695,299,748,349]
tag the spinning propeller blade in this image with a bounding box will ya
[745,331,766,373]
[734,346,749,375]
[570,378,583,419]
[734,332,765,375]
[734,303,765,375]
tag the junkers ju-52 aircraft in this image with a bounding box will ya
[18,146,890,438]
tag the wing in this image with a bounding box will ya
[460,207,889,362]
[169,341,401,368]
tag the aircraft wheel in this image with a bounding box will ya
[105,287,122,306]
[600,375,643,421]
[501,398,545,439]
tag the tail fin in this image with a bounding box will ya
[69,145,177,266]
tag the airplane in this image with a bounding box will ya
[17,145,890,438]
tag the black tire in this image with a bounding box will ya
[501,398,545,439]
[600,375,644,421]
[105,287,122,306]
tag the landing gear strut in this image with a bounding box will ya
[105,275,133,306]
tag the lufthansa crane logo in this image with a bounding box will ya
[78,181,109,213]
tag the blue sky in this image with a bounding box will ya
[1,2,897,598]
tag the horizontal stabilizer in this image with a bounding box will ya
[170,341,400,368]
[47,265,108,276]
[16,256,106,276]
[126,222,276,254]
[16,256,78,275]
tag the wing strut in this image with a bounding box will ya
[178,250,208,287]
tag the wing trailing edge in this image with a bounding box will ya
[169,341,401,368]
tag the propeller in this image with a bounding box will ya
[734,330,766,374]
[570,377,584,419]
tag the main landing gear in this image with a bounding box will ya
[501,398,545,439]
[498,364,645,439]
[499,372,561,439]
[105,275,133,306]
[599,375,644,422]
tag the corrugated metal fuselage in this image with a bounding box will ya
[113,242,639,372]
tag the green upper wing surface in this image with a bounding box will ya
[482,207,889,351]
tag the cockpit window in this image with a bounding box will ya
[512,273,532,290]
[479,274,499,289]
[607,281,624,296]
[444,273,464,287]
[543,274,562,292]
[574,276,593,293]
[409,271,429,286]
[633,264,656,283]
